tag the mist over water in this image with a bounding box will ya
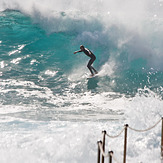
[0,0,163,162]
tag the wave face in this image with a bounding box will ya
[0,0,163,162]
[0,0,163,96]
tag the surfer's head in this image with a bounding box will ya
[80,45,84,51]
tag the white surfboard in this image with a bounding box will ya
[87,73,98,79]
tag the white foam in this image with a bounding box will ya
[11,57,22,64]
[0,1,163,162]
[44,70,58,77]
[98,57,117,77]
[1,0,163,70]
[0,61,7,68]
[0,84,163,162]
[8,44,26,56]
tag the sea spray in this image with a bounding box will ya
[0,0,163,162]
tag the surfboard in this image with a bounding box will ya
[87,73,98,79]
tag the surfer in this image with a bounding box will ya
[74,45,98,76]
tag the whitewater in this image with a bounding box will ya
[0,0,163,162]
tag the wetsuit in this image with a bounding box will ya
[79,48,97,75]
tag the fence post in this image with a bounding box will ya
[109,151,113,163]
[161,117,163,159]
[123,124,128,163]
[102,130,106,163]
[97,141,102,163]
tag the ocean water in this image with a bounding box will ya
[0,0,163,162]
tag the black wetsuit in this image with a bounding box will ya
[79,48,97,75]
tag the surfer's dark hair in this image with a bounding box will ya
[80,45,84,49]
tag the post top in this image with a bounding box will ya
[97,140,102,144]
[124,124,129,127]
[102,130,107,134]
[109,151,114,154]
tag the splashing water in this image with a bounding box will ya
[0,0,163,162]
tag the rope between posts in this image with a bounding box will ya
[128,118,162,132]
[98,142,121,163]
[106,127,125,138]
[98,142,109,157]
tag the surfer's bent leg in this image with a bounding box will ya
[87,57,96,75]
[91,66,98,74]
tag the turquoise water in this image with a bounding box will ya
[1,10,163,98]
[0,0,163,162]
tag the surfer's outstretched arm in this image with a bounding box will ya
[74,50,82,54]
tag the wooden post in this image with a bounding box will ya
[109,151,113,163]
[97,141,102,163]
[102,131,106,163]
[161,117,163,159]
[123,124,128,163]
